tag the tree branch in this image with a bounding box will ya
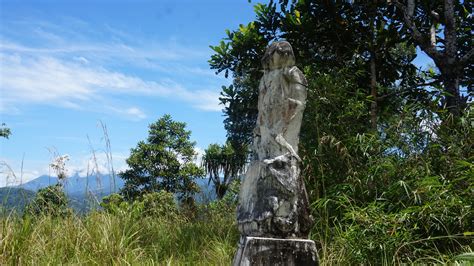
[393,0,443,64]
[430,11,439,47]
[460,47,474,66]
[377,80,439,101]
[415,80,440,87]
[443,0,457,60]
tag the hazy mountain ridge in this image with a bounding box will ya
[17,173,125,196]
[5,174,216,213]
[0,187,36,213]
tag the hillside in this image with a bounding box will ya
[0,187,35,213]
[18,173,124,195]
[7,174,216,213]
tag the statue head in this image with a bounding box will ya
[261,41,295,70]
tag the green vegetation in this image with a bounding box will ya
[120,114,204,201]
[1,1,472,264]
[202,142,246,199]
[208,0,473,264]
[24,184,71,217]
[1,196,238,265]
[0,123,11,139]
[0,187,35,214]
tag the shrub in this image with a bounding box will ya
[25,184,71,217]
[140,191,178,218]
[101,191,179,220]
[100,193,127,214]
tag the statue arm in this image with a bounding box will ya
[254,78,266,137]
[288,66,307,86]
[284,66,307,122]
[287,66,307,100]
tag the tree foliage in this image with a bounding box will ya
[120,115,204,201]
[101,191,178,219]
[393,0,473,116]
[202,142,246,199]
[210,0,473,263]
[0,123,11,139]
[25,184,70,217]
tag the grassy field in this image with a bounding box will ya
[2,204,472,265]
[1,184,472,265]
[1,206,238,265]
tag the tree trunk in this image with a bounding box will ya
[370,54,377,130]
[441,0,461,117]
[441,67,461,117]
[215,183,227,199]
[369,8,378,130]
[394,0,469,118]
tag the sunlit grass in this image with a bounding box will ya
[1,205,471,265]
[0,209,238,265]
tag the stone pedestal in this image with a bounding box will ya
[233,237,319,266]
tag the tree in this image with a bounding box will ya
[25,184,70,217]
[211,1,420,141]
[25,154,71,216]
[202,142,246,199]
[209,1,473,262]
[0,123,11,139]
[120,115,204,201]
[210,21,270,159]
[393,0,473,117]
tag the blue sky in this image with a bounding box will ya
[0,0,266,186]
[0,0,435,187]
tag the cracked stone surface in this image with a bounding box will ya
[236,41,313,238]
[233,237,318,266]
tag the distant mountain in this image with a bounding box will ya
[0,187,35,214]
[194,177,217,203]
[10,173,217,212]
[19,173,216,199]
[13,173,125,213]
[18,173,125,196]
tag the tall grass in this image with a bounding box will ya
[1,200,472,265]
[0,207,239,265]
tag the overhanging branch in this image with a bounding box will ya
[393,0,443,64]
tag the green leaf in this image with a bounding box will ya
[294,10,301,25]
[455,252,474,261]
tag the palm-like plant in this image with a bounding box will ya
[203,142,247,199]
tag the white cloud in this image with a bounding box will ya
[65,152,129,178]
[124,107,146,119]
[0,160,41,186]
[194,147,205,166]
[0,18,224,116]
[73,56,89,64]
[106,106,147,120]
[0,51,222,115]
[0,153,128,187]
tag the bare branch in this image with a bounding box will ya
[430,11,439,47]
[430,24,437,47]
[415,80,440,87]
[460,47,474,66]
[393,0,443,63]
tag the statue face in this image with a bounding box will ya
[262,41,295,70]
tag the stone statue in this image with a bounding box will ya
[234,41,318,265]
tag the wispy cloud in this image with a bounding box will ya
[0,17,224,116]
[0,52,221,114]
[107,106,147,120]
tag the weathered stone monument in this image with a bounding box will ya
[233,41,318,266]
